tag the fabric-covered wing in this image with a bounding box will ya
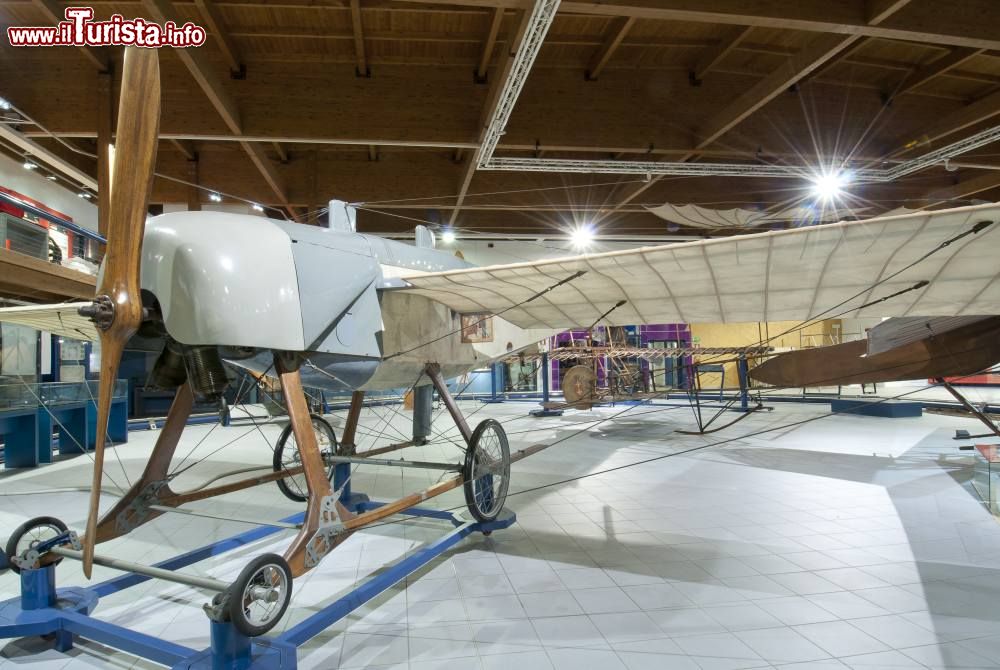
[0,303,98,341]
[397,204,1000,329]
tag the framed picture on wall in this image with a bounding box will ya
[461,314,494,343]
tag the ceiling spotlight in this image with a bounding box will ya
[22,160,37,170]
[0,98,11,111]
[251,203,264,212]
[78,191,91,199]
[570,224,595,249]
[441,229,456,244]
[209,192,222,203]
[46,174,57,181]
[810,170,850,200]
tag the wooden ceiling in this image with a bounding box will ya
[1,0,1000,235]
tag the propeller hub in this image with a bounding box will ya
[78,295,116,331]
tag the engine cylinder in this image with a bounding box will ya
[183,346,230,399]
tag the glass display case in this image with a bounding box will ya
[0,380,40,411]
[0,379,126,411]
[973,445,999,515]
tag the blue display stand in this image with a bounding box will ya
[0,408,40,468]
[85,396,129,450]
[480,363,506,404]
[831,398,923,418]
[37,402,89,460]
[0,492,515,669]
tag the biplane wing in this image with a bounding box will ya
[396,203,1000,328]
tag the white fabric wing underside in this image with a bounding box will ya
[0,303,98,341]
[397,204,1000,329]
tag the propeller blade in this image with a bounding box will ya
[82,47,160,578]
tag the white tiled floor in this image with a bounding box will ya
[2,396,999,669]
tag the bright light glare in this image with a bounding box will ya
[570,225,595,249]
[209,192,222,202]
[441,230,456,244]
[810,171,850,200]
[22,161,37,170]
[251,203,264,212]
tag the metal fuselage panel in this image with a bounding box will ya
[138,211,549,392]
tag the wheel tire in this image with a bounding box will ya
[463,419,511,523]
[5,516,68,574]
[273,414,337,503]
[227,553,293,637]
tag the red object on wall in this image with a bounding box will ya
[935,371,1000,386]
[0,184,78,258]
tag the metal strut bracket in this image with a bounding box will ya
[304,496,347,568]
[116,480,170,534]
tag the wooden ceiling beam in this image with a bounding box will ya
[450,7,535,226]
[924,171,1000,206]
[866,0,913,25]
[585,16,636,81]
[194,0,245,78]
[0,122,98,191]
[273,141,289,162]
[690,25,752,84]
[350,0,370,77]
[890,88,1000,155]
[394,0,1000,51]
[29,0,109,70]
[169,139,197,161]
[889,47,986,100]
[599,0,913,219]
[142,0,295,215]
[240,140,298,218]
[476,8,505,83]
[142,0,242,134]
[697,34,861,149]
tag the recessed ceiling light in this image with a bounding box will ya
[810,171,851,200]
[570,224,595,249]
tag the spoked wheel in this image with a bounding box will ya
[463,419,511,524]
[273,414,337,502]
[227,553,293,637]
[5,516,68,574]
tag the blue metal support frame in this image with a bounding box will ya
[737,356,750,412]
[0,494,515,670]
[530,351,563,417]
[480,363,505,404]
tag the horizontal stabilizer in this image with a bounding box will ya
[751,316,1000,387]
[867,316,993,356]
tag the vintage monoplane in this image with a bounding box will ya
[2,48,1000,637]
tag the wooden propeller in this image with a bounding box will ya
[79,48,160,578]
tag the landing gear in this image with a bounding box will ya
[226,553,293,637]
[5,516,68,574]
[273,414,337,502]
[463,419,511,523]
